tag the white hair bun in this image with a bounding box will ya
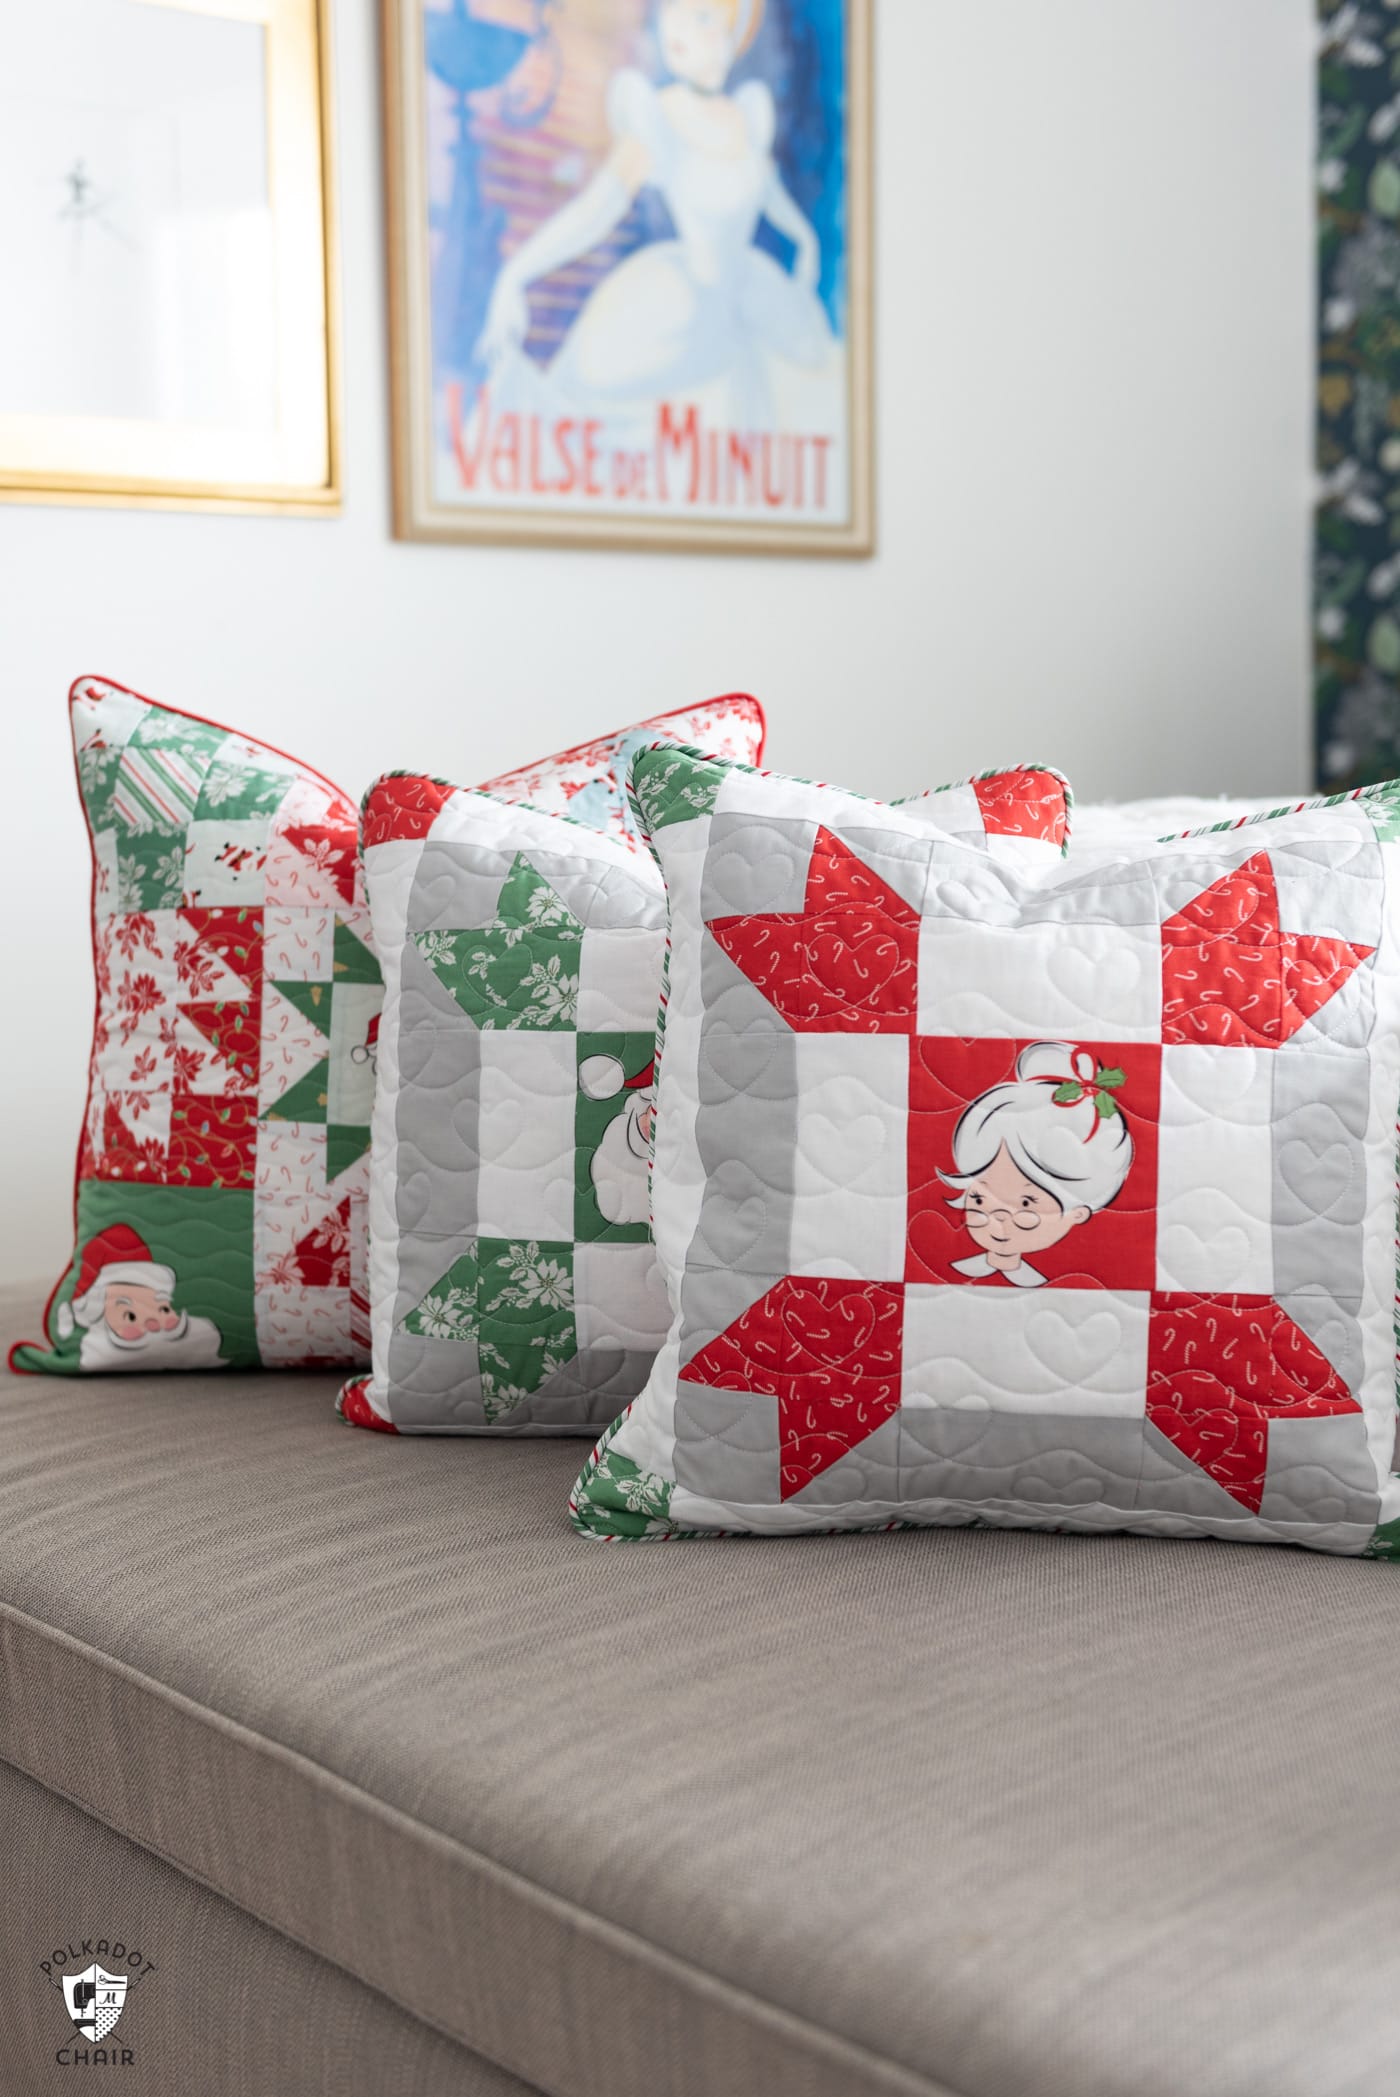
[1014,1040,1097,1086]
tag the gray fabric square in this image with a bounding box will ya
[674,1386,781,1505]
[530,853,664,932]
[1258,1413,1380,1533]
[392,1033,483,1241]
[1134,1422,1278,1524]
[690,941,796,1276]
[701,812,814,921]
[897,1410,1148,1514]
[679,1267,781,1365]
[1274,835,1383,948]
[1272,1052,1369,1302]
[834,825,937,914]
[385,1327,484,1426]
[524,1344,651,1422]
[398,937,479,1033]
[408,842,508,936]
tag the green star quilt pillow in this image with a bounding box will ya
[338,760,1071,1434]
[9,680,766,1378]
[570,746,1400,1558]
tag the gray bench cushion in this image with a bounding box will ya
[3,1280,1400,2096]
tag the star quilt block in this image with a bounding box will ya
[571,745,1400,1558]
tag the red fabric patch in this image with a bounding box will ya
[361,775,456,850]
[1161,852,1373,1047]
[708,829,920,1033]
[280,822,360,905]
[339,1377,399,1432]
[680,1275,905,1499]
[905,1038,1161,1289]
[972,769,1067,845]
[180,1003,260,1089]
[167,1096,258,1189]
[91,1096,166,1182]
[177,906,263,989]
[1146,1293,1360,1512]
[293,1201,352,1289]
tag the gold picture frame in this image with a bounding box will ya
[0,0,340,516]
[383,0,873,556]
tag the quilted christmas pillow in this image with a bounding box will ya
[10,680,766,1378]
[570,746,1400,1558]
[339,760,1071,1434]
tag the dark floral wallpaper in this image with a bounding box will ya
[1317,0,1400,787]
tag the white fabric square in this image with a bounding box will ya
[476,1033,577,1240]
[578,927,667,1031]
[916,919,1162,1040]
[263,903,337,983]
[182,820,269,906]
[902,1286,1151,1418]
[1156,1045,1274,1294]
[574,1242,672,1352]
[790,1034,908,1280]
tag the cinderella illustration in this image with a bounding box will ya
[940,1044,1135,1289]
[474,0,841,440]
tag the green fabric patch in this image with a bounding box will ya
[630,745,725,837]
[412,855,581,1029]
[401,1238,577,1423]
[1364,1515,1400,1560]
[274,980,333,1039]
[76,742,122,828]
[572,1447,676,1539]
[114,829,187,912]
[194,760,294,823]
[575,1031,654,1244]
[129,710,228,767]
[1363,780,1400,844]
[263,1062,331,1125]
[334,916,382,984]
[13,1180,258,1375]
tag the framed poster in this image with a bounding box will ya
[0,0,339,515]
[384,0,872,555]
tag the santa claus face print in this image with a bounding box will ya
[958,1146,1090,1276]
[102,1281,180,1340]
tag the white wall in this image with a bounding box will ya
[0,0,1315,1280]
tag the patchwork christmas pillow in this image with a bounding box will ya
[570,746,1400,1558]
[9,680,767,1378]
[339,759,1071,1434]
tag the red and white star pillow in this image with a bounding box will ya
[571,746,1400,1559]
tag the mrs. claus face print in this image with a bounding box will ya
[940,1042,1135,1289]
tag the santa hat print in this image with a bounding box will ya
[56,1224,175,1339]
[579,1053,656,1101]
